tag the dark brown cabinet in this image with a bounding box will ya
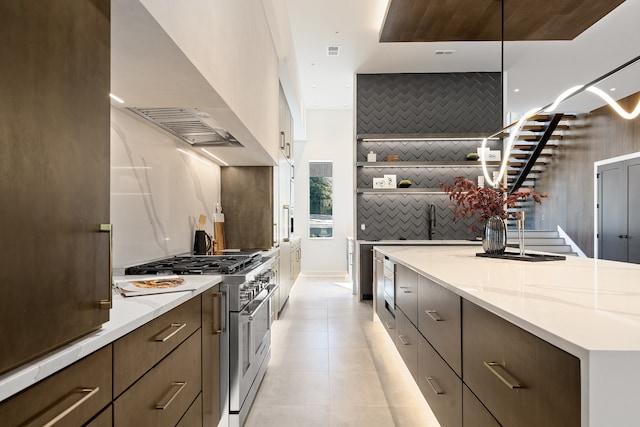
[395,309,418,381]
[417,334,462,427]
[417,275,461,376]
[462,299,580,427]
[395,264,418,325]
[374,252,395,340]
[0,0,111,376]
[462,385,500,427]
[201,286,223,426]
[0,346,112,426]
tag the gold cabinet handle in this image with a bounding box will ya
[484,361,524,389]
[383,321,394,330]
[398,335,410,346]
[24,387,100,427]
[154,323,187,342]
[99,224,112,309]
[425,310,443,322]
[155,382,186,410]
[426,377,444,395]
[212,291,223,335]
[399,287,412,293]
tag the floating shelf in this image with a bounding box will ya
[357,133,500,141]
[357,188,447,194]
[357,161,501,168]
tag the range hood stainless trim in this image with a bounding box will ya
[127,107,243,147]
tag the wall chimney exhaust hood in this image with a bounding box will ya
[127,107,243,147]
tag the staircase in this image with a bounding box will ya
[506,230,577,256]
[504,113,575,194]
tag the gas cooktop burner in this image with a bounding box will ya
[125,253,262,275]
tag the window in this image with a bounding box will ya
[309,161,333,238]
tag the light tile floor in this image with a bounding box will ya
[244,277,441,427]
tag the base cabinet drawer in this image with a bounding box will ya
[417,274,461,376]
[0,345,112,427]
[114,330,202,427]
[177,393,203,427]
[395,309,418,381]
[417,334,462,427]
[463,385,500,427]
[396,264,418,325]
[462,300,580,427]
[87,404,113,427]
[114,297,201,397]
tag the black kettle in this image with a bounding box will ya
[193,230,212,255]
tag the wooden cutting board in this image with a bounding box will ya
[214,213,225,253]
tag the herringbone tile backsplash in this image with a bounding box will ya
[356,72,502,135]
[355,72,502,241]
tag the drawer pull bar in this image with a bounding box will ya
[426,377,444,395]
[399,286,412,293]
[484,362,524,389]
[155,382,187,410]
[25,386,100,427]
[383,321,394,330]
[398,335,410,346]
[154,323,187,342]
[425,310,443,322]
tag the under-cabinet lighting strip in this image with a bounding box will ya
[361,137,501,142]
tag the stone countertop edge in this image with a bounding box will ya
[0,275,222,402]
[358,239,482,245]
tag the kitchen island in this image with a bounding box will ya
[375,245,640,427]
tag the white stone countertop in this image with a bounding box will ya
[375,245,640,426]
[0,275,221,402]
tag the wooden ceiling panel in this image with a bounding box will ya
[380,0,626,42]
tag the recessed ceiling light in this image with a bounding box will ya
[610,87,616,91]
[345,84,352,88]
[314,103,319,107]
[514,88,520,92]
[312,84,318,88]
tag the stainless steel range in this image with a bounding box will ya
[125,252,278,427]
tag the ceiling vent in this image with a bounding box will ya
[327,46,340,56]
[127,107,243,147]
[435,49,456,55]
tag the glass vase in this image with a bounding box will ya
[482,216,507,254]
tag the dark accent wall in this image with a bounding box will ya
[356,72,502,135]
[535,92,640,257]
[355,72,503,241]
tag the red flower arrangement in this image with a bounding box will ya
[440,177,547,232]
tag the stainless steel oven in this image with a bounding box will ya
[229,281,278,425]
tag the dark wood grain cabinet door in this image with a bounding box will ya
[395,309,418,381]
[396,264,418,325]
[417,274,462,376]
[417,334,462,427]
[462,385,501,427]
[462,300,580,427]
[0,0,111,375]
[0,346,112,426]
[202,286,222,426]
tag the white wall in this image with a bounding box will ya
[139,0,280,161]
[294,110,354,277]
[110,107,221,270]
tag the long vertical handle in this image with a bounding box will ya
[99,224,112,309]
[283,205,290,242]
[212,291,223,335]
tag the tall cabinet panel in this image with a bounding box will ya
[0,0,111,375]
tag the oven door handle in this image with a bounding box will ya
[242,284,279,320]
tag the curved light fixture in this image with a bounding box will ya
[482,85,640,187]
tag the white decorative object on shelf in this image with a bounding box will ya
[384,174,397,188]
[367,151,377,162]
[373,178,385,188]
[477,147,501,161]
[478,176,485,188]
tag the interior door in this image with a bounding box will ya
[598,163,626,261]
[627,159,640,264]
